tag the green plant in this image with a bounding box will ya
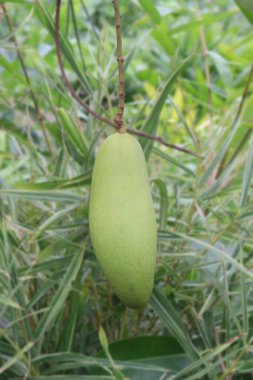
[1,0,253,379]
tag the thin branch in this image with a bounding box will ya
[54,0,201,159]
[1,4,54,155]
[126,128,203,159]
[55,0,116,128]
[213,327,230,378]
[112,0,125,132]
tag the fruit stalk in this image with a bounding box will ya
[112,0,125,132]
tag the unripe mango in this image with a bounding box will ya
[89,132,157,309]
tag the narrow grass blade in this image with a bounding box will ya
[58,270,82,352]
[171,231,253,280]
[35,0,91,92]
[14,172,92,190]
[199,119,240,188]
[32,352,167,372]
[35,249,84,339]
[0,295,22,310]
[201,159,237,199]
[172,345,240,380]
[29,377,114,380]
[168,95,198,148]
[137,0,161,24]
[150,287,198,360]
[153,147,195,176]
[140,55,194,158]
[0,341,34,375]
[152,179,168,230]
[58,108,89,156]
[240,140,253,207]
[0,189,81,203]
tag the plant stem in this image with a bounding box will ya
[1,4,54,155]
[55,0,201,159]
[55,0,116,128]
[112,0,125,132]
[127,128,203,159]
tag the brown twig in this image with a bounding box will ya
[213,327,229,378]
[55,0,116,128]
[55,0,202,159]
[1,4,54,155]
[112,0,125,132]
[127,128,203,159]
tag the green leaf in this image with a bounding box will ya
[32,352,168,373]
[98,336,185,360]
[170,231,253,281]
[240,140,253,206]
[235,0,253,25]
[0,0,32,3]
[152,21,175,55]
[0,56,27,85]
[200,159,237,199]
[0,342,34,376]
[58,272,83,352]
[140,55,194,159]
[208,51,232,86]
[152,179,168,230]
[34,205,78,239]
[152,147,195,177]
[34,0,91,93]
[172,345,239,380]
[14,172,92,190]
[150,287,198,361]
[34,249,84,339]
[199,118,240,188]
[137,0,161,24]
[19,256,73,276]
[85,127,107,169]
[168,95,198,147]
[0,294,22,309]
[58,108,89,157]
[0,189,81,203]
[99,326,109,355]
[96,336,191,378]
[29,377,114,380]
[169,10,235,35]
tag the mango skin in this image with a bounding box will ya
[89,132,157,309]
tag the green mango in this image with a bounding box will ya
[89,132,157,309]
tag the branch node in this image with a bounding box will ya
[112,0,125,132]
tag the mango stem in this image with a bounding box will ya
[112,0,125,131]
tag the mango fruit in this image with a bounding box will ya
[89,132,157,309]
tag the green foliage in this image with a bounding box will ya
[1,0,253,379]
[235,0,253,25]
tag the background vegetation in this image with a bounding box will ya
[1,0,253,379]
